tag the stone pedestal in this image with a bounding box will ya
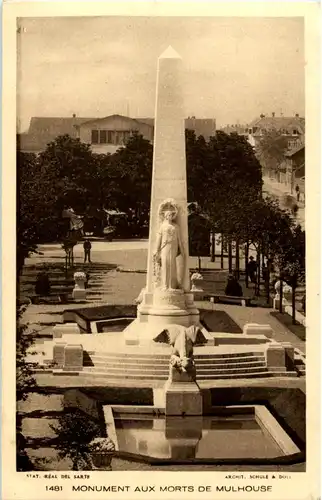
[191,273,204,292]
[164,381,203,416]
[53,341,66,368]
[138,290,199,327]
[243,323,273,339]
[53,322,80,339]
[72,272,87,301]
[165,363,202,416]
[266,343,287,372]
[90,452,114,470]
[63,344,83,371]
[280,342,295,370]
[273,294,288,311]
[124,289,199,345]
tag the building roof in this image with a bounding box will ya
[18,114,216,152]
[249,115,305,136]
[285,142,305,157]
[18,116,96,152]
[80,114,147,127]
[220,125,248,135]
[137,118,154,127]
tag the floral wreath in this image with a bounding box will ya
[158,198,179,222]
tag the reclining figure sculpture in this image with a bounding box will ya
[154,324,206,382]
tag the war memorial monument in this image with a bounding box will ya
[22,47,306,469]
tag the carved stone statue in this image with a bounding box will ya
[153,199,184,290]
[170,329,195,376]
[153,324,207,382]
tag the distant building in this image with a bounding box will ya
[138,116,216,141]
[77,115,154,154]
[247,112,305,148]
[18,114,216,154]
[17,115,93,154]
[220,124,249,138]
[184,116,216,140]
[281,141,305,196]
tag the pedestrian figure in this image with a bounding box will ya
[295,184,300,202]
[246,256,257,284]
[35,271,51,296]
[292,204,299,216]
[262,265,269,283]
[302,293,306,314]
[83,239,92,263]
[225,274,243,297]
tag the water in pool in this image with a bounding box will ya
[114,413,284,460]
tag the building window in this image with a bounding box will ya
[91,130,99,144]
[92,129,132,146]
[99,130,107,144]
[123,131,130,144]
[293,129,299,135]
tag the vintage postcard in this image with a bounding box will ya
[2,1,321,499]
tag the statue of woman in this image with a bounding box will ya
[154,208,184,290]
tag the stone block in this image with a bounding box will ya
[164,381,202,416]
[63,344,83,371]
[53,323,80,339]
[280,342,295,370]
[243,323,273,339]
[53,341,66,368]
[266,344,286,371]
[170,365,195,383]
[72,288,87,300]
[273,296,288,311]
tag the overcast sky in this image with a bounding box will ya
[17,16,304,132]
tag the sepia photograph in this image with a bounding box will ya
[2,2,321,499]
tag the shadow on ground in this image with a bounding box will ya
[200,310,242,333]
[18,262,117,302]
[270,311,305,341]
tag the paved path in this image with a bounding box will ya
[21,241,305,356]
[263,177,305,229]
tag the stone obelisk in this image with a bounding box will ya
[124,46,199,345]
[146,45,190,293]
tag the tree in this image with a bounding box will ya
[256,129,289,178]
[16,306,38,470]
[51,409,101,470]
[38,134,101,214]
[17,150,67,273]
[16,306,37,401]
[272,224,305,323]
[107,132,153,220]
[186,130,262,232]
[17,135,104,273]
[188,206,212,270]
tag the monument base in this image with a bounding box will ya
[139,289,199,325]
[164,379,203,416]
[124,289,200,345]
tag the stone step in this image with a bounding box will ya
[82,364,268,376]
[84,359,267,370]
[78,369,276,381]
[196,355,266,364]
[87,354,266,366]
[87,350,264,361]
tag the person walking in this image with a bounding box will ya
[246,256,257,284]
[295,184,300,202]
[83,239,92,263]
